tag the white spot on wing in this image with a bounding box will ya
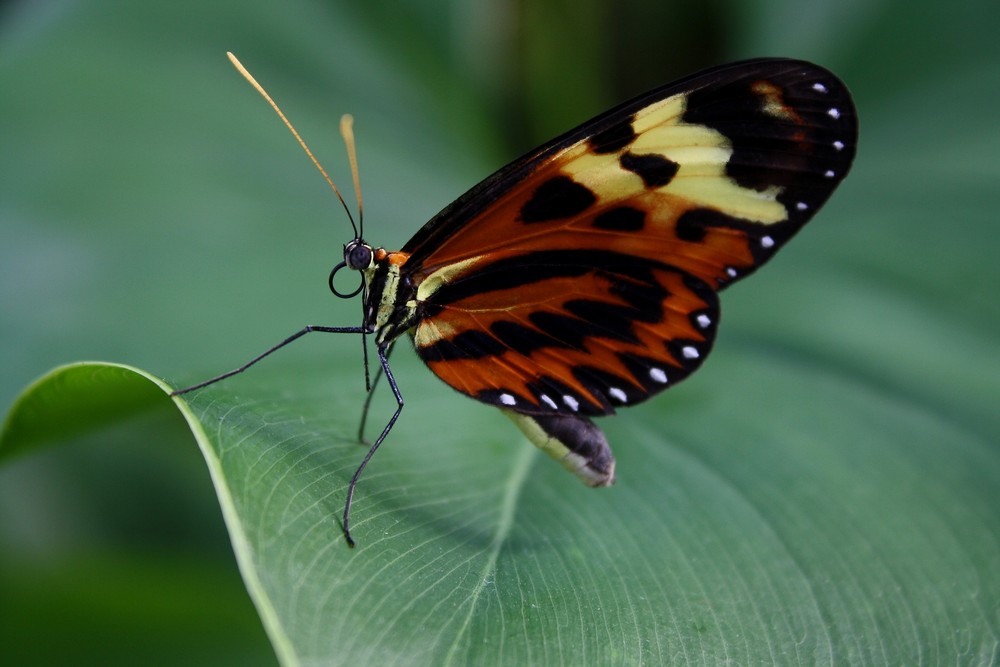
[650,368,668,384]
[812,82,828,93]
[833,140,845,151]
[696,314,711,329]
[827,107,841,119]
[761,236,775,248]
[682,346,699,360]
[500,393,516,406]
[824,169,836,178]
[540,394,558,410]
[563,395,579,411]
[796,201,809,211]
[726,267,738,278]
[609,387,627,403]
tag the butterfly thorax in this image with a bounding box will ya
[345,241,417,346]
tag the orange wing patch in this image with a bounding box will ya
[413,253,719,415]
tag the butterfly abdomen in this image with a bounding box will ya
[504,410,617,487]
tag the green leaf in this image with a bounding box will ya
[1,363,168,461]
[3,0,999,665]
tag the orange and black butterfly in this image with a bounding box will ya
[175,55,858,546]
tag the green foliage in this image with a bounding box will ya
[2,0,998,665]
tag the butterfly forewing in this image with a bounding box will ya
[402,58,857,417]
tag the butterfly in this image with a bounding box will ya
[174,54,858,546]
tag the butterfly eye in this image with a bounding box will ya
[346,242,373,270]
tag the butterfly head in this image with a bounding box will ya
[345,239,374,271]
[328,239,374,299]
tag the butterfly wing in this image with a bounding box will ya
[404,58,857,418]
[414,251,719,416]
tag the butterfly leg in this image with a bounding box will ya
[356,341,395,444]
[341,343,402,547]
[170,325,368,395]
[503,411,616,487]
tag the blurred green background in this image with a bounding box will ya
[2,0,998,665]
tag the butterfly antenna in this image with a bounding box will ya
[341,124,369,391]
[339,115,365,239]
[226,52,359,239]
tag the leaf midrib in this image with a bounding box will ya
[441,441,538,666]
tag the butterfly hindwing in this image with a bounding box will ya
[414,251,719,416]
[403,59,857,421]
